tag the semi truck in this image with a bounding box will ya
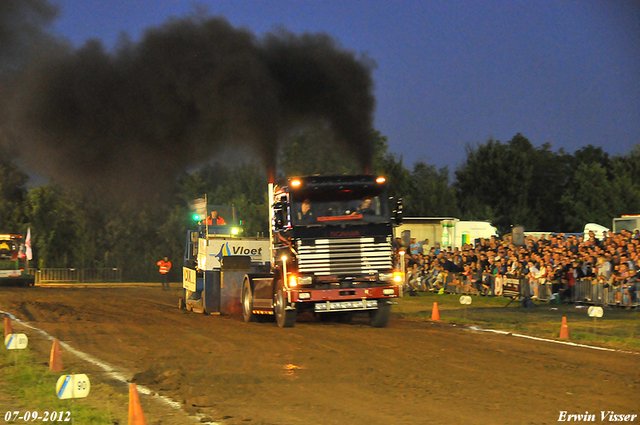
[0,233,35,286]
[181,175,404,327]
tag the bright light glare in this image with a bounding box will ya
[376,176,386,184]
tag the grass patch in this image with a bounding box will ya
[395,292,640,351]
[0,344,116,424]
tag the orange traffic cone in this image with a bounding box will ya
[49,338,63,372]
[431,302,440,321]
[559,316,569,339]
[4,316,12,339]
[128,383,147,425]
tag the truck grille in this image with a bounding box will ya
[297,237,393,275]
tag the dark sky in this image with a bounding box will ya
[45,0,640,171]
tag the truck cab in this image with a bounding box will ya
[243,175,403,327]
[0,234,35,287]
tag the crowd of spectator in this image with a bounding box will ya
[395,230,640,308]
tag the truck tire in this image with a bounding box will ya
[274,280,296,328]
[370,302,391,328]
[242,278,257,323]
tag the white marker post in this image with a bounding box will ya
[4,333,28,350]
[4,333,28,367]
[56,374,91,425]
[460,296,472,320]
[56,374,91,399]
[587,306,603,335]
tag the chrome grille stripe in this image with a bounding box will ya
[297,237,392,275]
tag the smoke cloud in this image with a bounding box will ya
[0,0,59,75]
[0,5,376,200]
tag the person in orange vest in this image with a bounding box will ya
[157,256,172,290]
[203,211,226,226]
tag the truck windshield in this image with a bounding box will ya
[0,239,18,259]
[291,193,388,225]
[0,237,22,270]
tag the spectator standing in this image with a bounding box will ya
[622,269,637,308]
[422,239,431,255]
[494,258,508,296]
[471,262,485,294]
[410,238,422,255]
[528,261,540,299]
[561,262,577,302]
[626,269,638,306]
[157,256,172,290]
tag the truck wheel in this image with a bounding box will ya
[275,280,296,328]
[242,278,257,322]
[370,303,391,328]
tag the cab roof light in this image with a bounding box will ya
[291,179,302,188]
[376,176,386,184]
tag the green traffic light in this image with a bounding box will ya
[192,214,200,221]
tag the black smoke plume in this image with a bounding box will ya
[0,0,59,75]
[0,5,376,200]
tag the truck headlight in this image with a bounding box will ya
[297,276,313,285]
[289,275,312,287]
[379,272,404,283]
[379,272,394,282]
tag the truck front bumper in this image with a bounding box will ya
[288,285,399,311]
[314,299,380,312]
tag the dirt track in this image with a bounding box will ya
[1,285,638,425]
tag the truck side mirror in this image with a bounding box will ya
[392,198,403,226]
[273,201,285,230]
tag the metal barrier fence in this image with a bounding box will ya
[29,268,122,284]
[411,272,640,308]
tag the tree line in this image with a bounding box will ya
[1,130,638,281]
